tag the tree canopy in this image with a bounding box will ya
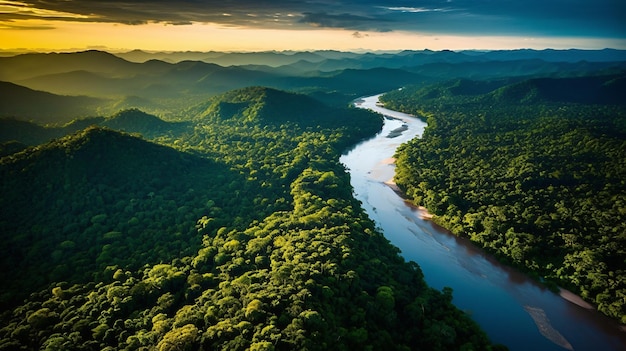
[0,87,501,350]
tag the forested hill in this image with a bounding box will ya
[487,75,626,105]
[189,86,377,130]
[102,108,190,138]
[382,76,626,323]
[0,87,502,350]
[190,86,333,124]
[381,74,626,107]
[0,108,188,146]
[0,127,245,308]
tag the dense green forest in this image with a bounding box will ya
[381,75,626,323]
[0,87,501,350]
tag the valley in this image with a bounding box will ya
[0,48,625,350]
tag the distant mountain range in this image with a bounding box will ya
[113,48,626,65]
[0,49,626,126]
[1,48,625,125]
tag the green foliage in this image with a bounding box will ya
[157,324,198,351]
[0,87,499,350]
[385,77,626,322]
[0,126,247,308]
[102,108,191,138]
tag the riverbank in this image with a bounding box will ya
[381,159,436,221]
[559,288,594,310]
[344,93,626,350]
[374,96,625,327]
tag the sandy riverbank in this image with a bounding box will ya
[380,160,435,221]
[558,288,594,310]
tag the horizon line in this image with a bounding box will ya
[1,47,624,55]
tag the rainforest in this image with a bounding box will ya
[1,49,625,350]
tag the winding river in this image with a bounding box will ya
[340,94,626,351]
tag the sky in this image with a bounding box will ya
[1,0,625,52]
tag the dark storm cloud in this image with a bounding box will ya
[5,0,625,37]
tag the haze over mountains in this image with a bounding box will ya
[2,48,625,123]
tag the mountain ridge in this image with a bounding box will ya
[0,81,107,123]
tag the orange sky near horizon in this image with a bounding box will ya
[2,19,625,53]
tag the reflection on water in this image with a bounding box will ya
[341,94,626,351]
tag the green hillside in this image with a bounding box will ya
[1,108,190,147]
[488,75,626,105]
[0,127,244,308]
[0,81,106,124]
[0,141,27,157]
[102,108,191,138]
[382,76,626,323]
[192,87,334,124]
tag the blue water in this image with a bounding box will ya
[340,94,626,351]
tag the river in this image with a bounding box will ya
[340,94,626,351]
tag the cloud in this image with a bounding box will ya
[352,31,369,38]
[0,20,55,30]
[300,12,392,32]
[384,6,449,13]
[1,0,624,38]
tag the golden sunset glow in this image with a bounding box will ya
[2,19,624,53]
[1,0,624,52]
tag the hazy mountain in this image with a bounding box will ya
[115,50,359,66]
[102,108,191,137]
[2,49,625,123]
[200,51,328,67]
[275,67,429,102]
[404,59,626,80]
[0,118,62,145]
[15,70,138,97]
[0,117,110,146]
[0,140,27,157]
[23,51,616,114]
[0,81,107,123]
[0,108,187,146]
[392,73,626,106]
[115,49,225,63]
[488,74,626,105]
[463,48,626,63]
[0,50,155,81]
[10,57,284,104]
